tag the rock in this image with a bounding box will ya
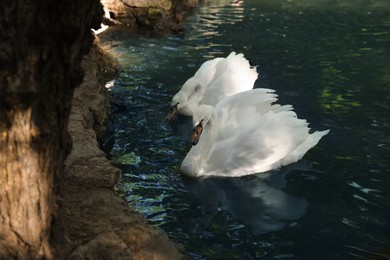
[101,0,127,15]
[52,43,188,259]
[122,0,172,11]
[96,0,202,34]
[69,231,133,260]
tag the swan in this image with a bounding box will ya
[92,7,111,35]
[167,51,258,120]
[180,88,330,178]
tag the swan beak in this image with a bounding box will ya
[166,102,179,121]
[192,121,203,145]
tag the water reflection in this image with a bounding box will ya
[182,161,312,235]
[191,0,245,41]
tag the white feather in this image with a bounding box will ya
[171,52,258,116]
[181,89,329,177]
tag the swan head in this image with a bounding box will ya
[192,105,214,145]
[167,77,204,120]
[192,119,203,145]
[166,92,187,121]
[166,101,180,121]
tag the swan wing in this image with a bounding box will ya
[205,110,298,176]
[194,57,225,87]
[171,56,224,114]
[201,52,259,106]
[213,89,279,136]
[205,95,328,176]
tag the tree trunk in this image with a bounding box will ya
[0,0,102,258]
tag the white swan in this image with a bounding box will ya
[180,88,330,178]
[167,52,258,120]
[92,7,111,35]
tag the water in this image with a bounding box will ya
[105,0,390,258]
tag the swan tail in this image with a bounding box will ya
[280,129,330,167]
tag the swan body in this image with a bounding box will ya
[168,52,258,118]
[181,89,330,178]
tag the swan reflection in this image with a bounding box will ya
[182,161,312,235]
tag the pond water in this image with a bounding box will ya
[105,0,390,259]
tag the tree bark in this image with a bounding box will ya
[0,0,102,258]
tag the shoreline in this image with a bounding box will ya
[51,1,206,257]
[52,43,188,259]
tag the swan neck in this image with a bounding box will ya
[195,119,214,157]
[181,114,216,177]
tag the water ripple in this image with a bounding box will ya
[106,0,390,258]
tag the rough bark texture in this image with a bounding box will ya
[1,0,200,258]
[0,0,101,258]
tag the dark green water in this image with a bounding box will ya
[106,0,390,259]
